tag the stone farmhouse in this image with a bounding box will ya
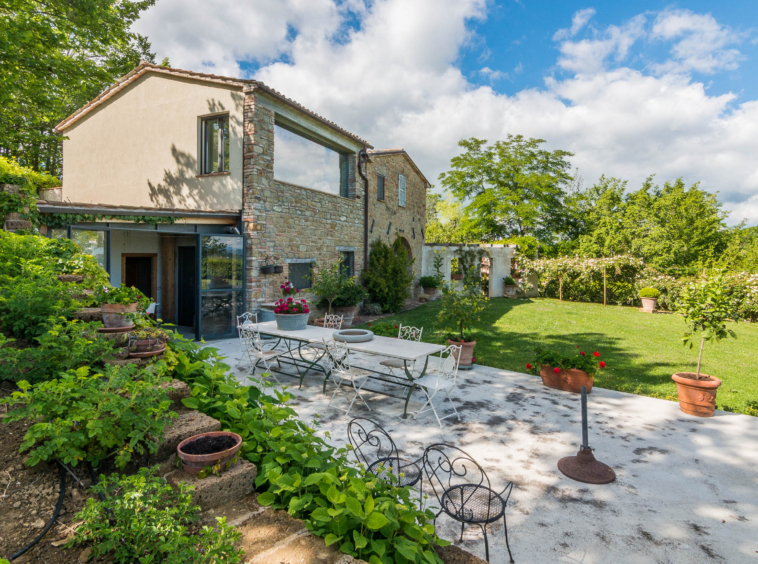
[43,62,429,339]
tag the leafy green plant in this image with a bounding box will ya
[366,321,398,337]
[69,467,242,564]
[95,284,149,308]
[432,252,445,284]
[437,284,486,341]
[455,247,487,290]
[526,348,606,378]
[418,276,439,289]
[360,302,383,316]
[333,281,368,308]
[311,261,344,314]
[0,318,115,384]
[0,274,76,339]
[503,276,517,286]
[677,272,741,378]
[1,365,176,468]
[362,238,414,313]
[639,287,661,299]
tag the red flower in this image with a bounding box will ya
[576,345,580,348]
[526,363,532,370]
[599,361,606,368]
[472,357,476,363]
[553,367,561,374]
[593,351,600,357]
[394,325,398,329]
[274,308,281,313]
[368,323,372,327]
[579,351,586,356]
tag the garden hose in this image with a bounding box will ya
[9,462,66,561]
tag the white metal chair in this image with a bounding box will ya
[413,344,462,427]
[380,325,423,377]
[324,339,371,416]
[236,312,258,368]
[240,324,285,386]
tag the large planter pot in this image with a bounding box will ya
[503,284,519,298]
[448,339,476,369]
[672,372,721,417]
[640,297,658,312]
[129,338,167,357]
[177,432,242,475]
[274,312,310,331]
[101,302,138,328]
[422,286,439,297]
[540,365,594,393]
[332,305,359,327]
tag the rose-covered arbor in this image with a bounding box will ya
[420,244,516,298]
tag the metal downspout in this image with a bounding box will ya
[358,148,369,269]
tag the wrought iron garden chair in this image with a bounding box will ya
[412,344,462,427]
[422,444,515,563]
[324,339,370,416]
[380,324,423,377]
[347,417,421,488]
[305,314,344,357]
[240,324,288,386]
[236,312,258,368]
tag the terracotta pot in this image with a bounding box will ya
[641,297,658,312]
[177,431,242,474]
[312,318,325,327]
[503,284,518,298]
[101,302,138,328]
[448,339,476,368]
[540,365,594,393]
[672,372,721,417]
[332,305,359,327]
[451,273,463,281]
[131,338,164,353]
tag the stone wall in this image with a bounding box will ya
[366,153,427,295]
[241,89,365,308]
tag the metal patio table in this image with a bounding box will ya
[242,321,446,417]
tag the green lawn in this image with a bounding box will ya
[354,298,758,416]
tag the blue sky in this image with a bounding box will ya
[133,0,758,225]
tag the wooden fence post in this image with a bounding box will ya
[603,267,607,306]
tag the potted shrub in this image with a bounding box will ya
[527,348,606,393]
[639,287,660,312]
[273,297,310,331]
[129,327,169,357]
[418,275,440,297]
[672,274,740,417]
[311,261,342,326]
[437,284,486,369]
[331,281,368,327]
[503,276,518,298]
[96,285,148,329]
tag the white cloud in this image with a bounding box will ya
[553,8,596,41]
[131,1,758,225]
[479,67,508,81]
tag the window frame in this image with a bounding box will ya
[339,251,355,278]
[288,261,315,290]
[398,174,407,207]
[376,174,385,201]
[200,114,230,175]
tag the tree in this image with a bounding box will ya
[0,0,157,174]
[361,238,414,313]
[424,191,478,244]
[438,136,574,243]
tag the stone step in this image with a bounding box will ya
[167,459,257,511]
[156,410,221,461]
[72,308,103,322]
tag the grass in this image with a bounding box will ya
[354,297,758,416]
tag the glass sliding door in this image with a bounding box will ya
[70,229,109,271]
[197,235,244,339]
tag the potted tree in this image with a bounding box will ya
[331,281,368,327]
[273,297,310,330]
[437,283,486,369]
[96,285,148,329]
[639,287,660,312]
[418,276,440,297]
[311,261,343,326]
[673,274,740,417]
[503,276,518,298]
[527,348,606,393]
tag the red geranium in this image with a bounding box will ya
[553,367,561,374]
[593,351,600,357]
[579,351,586,356]
[394,325,398,329]
[599,361,606,368]
[526,363,532,370]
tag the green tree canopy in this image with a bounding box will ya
[0,0,157,174]
[438,135,574,243]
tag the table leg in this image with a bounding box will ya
[402,356,427,418]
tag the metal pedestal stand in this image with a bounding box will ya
[557,386,616,484]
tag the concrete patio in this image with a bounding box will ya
[211,337,758,564]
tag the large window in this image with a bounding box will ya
[201,115,229,174]
[71,229,107,269]
[288,261,314,290]
[339,251,355,278]
[377,175,385,201]
[398,174,407,207]
[274,124,349,197]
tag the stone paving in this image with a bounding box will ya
[210,337,758,564]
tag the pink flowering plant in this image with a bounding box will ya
[280,282,299,297]
[526,347,606,378]
[274,297,309,315]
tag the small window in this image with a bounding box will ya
[398,174,406,207]
[339,251,355,278]
[289,262,314,290]
[377,175,385,201]
[201,115,229,174]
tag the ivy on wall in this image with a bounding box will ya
[44,214,177,229]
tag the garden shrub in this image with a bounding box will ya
[639,287,661,299]
[1,364,176,468]
[0,274,76,340]
[165,334,447,564]
[360,302,383,316]
[0,318,115,384]
[418,276,439,289]
[332,280,368,308]
[70,466,242,564]
[0,156,61,193]
[362,238,414,313]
